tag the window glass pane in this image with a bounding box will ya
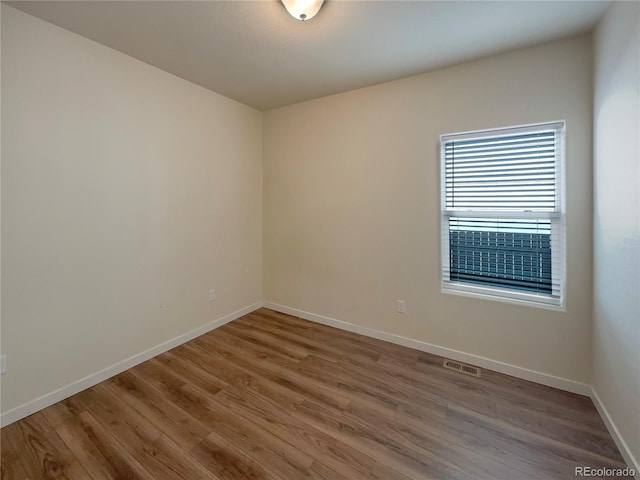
[449,217,552,294]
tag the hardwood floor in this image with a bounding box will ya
[1,308,628,480]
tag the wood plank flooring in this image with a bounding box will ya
[1,308,629,479]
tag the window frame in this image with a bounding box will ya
[439,121,566,310]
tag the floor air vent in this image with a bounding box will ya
[442,359,481,378]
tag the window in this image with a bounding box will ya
[440,122,565,308]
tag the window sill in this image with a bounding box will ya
[441,282,565,312]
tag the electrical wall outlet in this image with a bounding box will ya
[1,355,6,374]
[208,289,216,302]
[396,300,406,314]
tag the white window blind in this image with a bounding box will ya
[441,122,565,307]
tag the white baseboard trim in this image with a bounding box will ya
[263,302,591,396]
[590,386,639,477]
[0,301,263,428]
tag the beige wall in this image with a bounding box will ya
[1,6,262,414]
[593,1,640,467]
[264,34,593,384]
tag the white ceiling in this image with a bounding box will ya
[7,1,610,111]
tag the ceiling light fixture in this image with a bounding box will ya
[281,0,325,21]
